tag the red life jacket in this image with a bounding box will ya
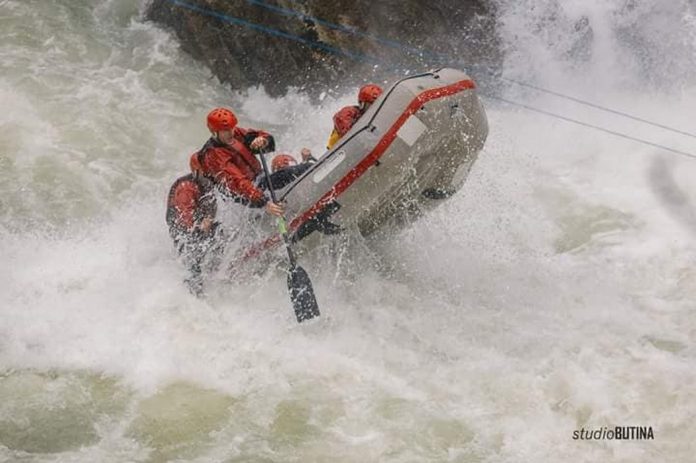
[195,137,266,205]
[166,173,217,235]
[333,105,363,137]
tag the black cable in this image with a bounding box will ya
[500,78,696,139]
[485,95,696,161]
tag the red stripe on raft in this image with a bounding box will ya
[241,78,476,262]
[290,78,476,231]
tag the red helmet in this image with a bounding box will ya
[271,154,297,173]
[189,152,203,175]
[206,107,238,132]
[358,84,383,105]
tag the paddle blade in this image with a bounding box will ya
[287,265,320,323]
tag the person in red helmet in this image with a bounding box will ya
[166,154,222,296]
[261,150,341,237]
[326,84,383,150]
[195,107,284,216]
[272,154,298,173]
[257,149,317,191]
[271,149,317,173]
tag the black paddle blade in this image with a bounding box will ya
[287,265,320,323]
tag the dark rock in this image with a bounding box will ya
[146,0,501,97]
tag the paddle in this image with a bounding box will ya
[258,151,320,323]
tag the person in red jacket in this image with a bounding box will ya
[196,107,284,216]
[166,154,222,296]
[326,84,383,150]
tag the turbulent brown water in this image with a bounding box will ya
[1,0,695,461]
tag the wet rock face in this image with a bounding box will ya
[146,0,501,96]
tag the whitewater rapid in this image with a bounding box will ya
[1,0,695,462]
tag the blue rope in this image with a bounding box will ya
[244,0,436,59]
[164,0,696,160]
[168,0,380,64]
[244,0,696,140]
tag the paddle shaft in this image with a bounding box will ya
[257,150,320,323]
[258,152,297,267]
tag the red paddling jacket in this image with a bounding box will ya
[166,174,217,237]
[195,127,275,206]
[326,105,363,150]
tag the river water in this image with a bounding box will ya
[1,0,695,461]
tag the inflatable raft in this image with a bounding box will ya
[236,67,488,264]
